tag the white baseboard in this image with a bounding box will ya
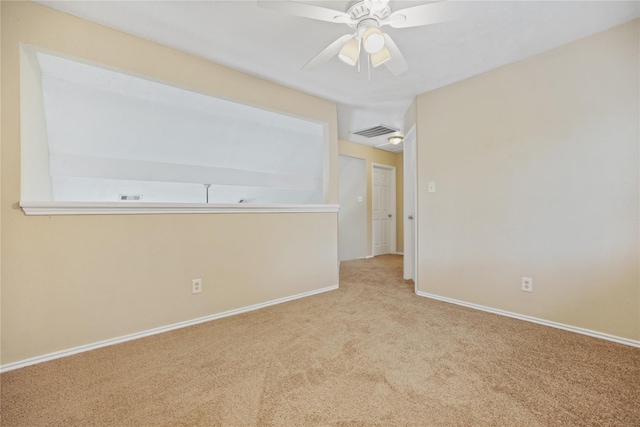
[416,291,640,348]
[1,284,339,373]
[366,253,404,257]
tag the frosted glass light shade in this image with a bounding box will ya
[338,38,360,66]
[371,47,391,67]
[388,135,403,145]
[363,27,385,54]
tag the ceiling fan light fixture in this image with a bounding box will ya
[370,46,391,67]
[363,27,385,54]
[388,135,404,145]
[338,38,360,66]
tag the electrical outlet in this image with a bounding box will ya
[192,278,202,294]
[521,277,533,293]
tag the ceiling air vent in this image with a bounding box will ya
[351,124,399,138]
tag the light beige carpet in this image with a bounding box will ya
[2,255,639,426]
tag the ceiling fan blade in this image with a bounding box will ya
[258,1,354,25]
[388,1,461,29]
[303,34,354,71]
[382,34,408,75]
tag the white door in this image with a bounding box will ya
[403,126,417,282]
[372,165,396,256]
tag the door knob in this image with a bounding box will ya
[408,215,414,220]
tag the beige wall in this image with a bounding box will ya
[416,20,640,340]
[339,140,403,256]
[1,2,339,364]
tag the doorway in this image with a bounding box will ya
[372,164,396,256]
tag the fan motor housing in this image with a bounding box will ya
[347,1,391,26]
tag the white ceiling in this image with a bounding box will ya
[38,0,639,149]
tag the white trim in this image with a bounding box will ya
[365,255,374,259]
[19,201,340,216]
[1,284,339,373]
[416,291,640,349]
[393,252,404,255]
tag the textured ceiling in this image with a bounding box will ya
[38,1,639,149]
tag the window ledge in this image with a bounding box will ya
[20,201,340,216]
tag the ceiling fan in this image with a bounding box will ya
[259,0,457,75]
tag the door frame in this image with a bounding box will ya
[371,163,396,256]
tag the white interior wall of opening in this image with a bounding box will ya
[22,48,325,204]
[338,155,367,261]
